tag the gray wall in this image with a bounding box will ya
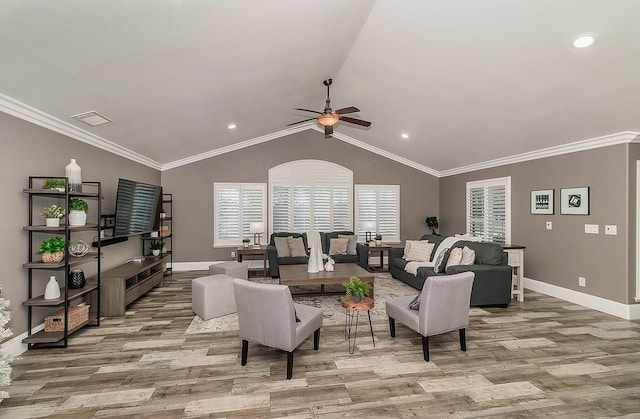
[161,129,440,262]
[440,144,630,304]
[1,112,160,336]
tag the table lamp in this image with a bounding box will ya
[363,221,377,243]
[250,222,264,247]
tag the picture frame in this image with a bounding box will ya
[560,187,590,215]
[530,189,554,214]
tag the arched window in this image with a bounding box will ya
[269,160,353,233]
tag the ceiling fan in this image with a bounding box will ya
[287,78,371,137]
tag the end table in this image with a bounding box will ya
[342,296,375,354]
[236,245,267,277]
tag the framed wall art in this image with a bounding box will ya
[530,189,554,214]
[560,187,590,215]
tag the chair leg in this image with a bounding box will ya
[459,328,467,352]
[313,328,320,350]
[388,317,396,338]
[241,340,248,366]
[422,335,430,362]
[286,351,294,379]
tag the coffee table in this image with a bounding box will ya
[279,263,375,297]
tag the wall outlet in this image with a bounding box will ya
[605,225,617,235]
[579,276,586,287]
[231,251,236,259]
[546,221,552,230]
[584,224,599,234]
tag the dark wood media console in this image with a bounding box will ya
[96,257,165,316]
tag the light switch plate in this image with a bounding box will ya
[585,224,599,234]
[546,221,552,230]
[605,225,617,235]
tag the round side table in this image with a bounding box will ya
[342,296,375,354]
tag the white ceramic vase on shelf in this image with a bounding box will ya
[44,276,61,300]
[68,210,87,226]
[65,158,82,193]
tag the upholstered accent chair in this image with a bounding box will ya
[232,278,323,379]
[385,272,475,362]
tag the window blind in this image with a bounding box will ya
[214,183,266,246]
[355,184,400,243]
[466,177,510,244]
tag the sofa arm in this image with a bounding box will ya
[389,246,404,259]
[446,264,513,306]
[267,244,280,278]
[356,243,369,270]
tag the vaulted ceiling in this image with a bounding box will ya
[2,0,639,174]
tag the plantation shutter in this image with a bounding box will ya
[466,177,511,244]
[214,183,266,246]
[355,185,400,243]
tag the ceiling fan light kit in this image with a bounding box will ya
[288,78,371,137]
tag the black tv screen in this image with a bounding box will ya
[113,178,162,237]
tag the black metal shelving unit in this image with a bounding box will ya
[141,192,172,276]
[22,176,101,348]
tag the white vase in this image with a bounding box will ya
[65,159,82,192]
[68,210,87,226]
[45,218,60,227]
[44,276,61,300]
[152,249,160,256]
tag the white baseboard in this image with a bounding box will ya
[0,323,44,358]
[524,277,640,320]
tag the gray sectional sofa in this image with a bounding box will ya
[389,234,513,307]
[267,231,369,278]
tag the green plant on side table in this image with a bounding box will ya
[342,275,371,303]
[37,237,69,263]
[42,179,66,191]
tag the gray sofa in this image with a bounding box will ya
[267,231,369,278]
[389,234,513,307]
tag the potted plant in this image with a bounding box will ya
[342,275,371,302]
[375,234,382,246]
[41,205,66,227]
[426,216,439,235]
[242,238,251,248]
[68,198,88,226]
[42,179,66,191]
[37,237,69,263]
[149,241,164,257]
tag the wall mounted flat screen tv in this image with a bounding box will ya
[113,178,162,237]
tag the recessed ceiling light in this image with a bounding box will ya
[401,133,409,139]
[572,34,596,48]
[71,111,112,127]
[227,123,237,130]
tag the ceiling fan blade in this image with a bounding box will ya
[286,118,316,126]
[335,106,360,115]
[294,108,322,115]
[324,125,333,137]
[340,116,371,127]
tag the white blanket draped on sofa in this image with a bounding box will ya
[404,236,460,275]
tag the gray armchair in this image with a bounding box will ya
[385,272,475,362]
[232,278,323,379]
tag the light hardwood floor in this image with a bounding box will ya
[2,271,640,418]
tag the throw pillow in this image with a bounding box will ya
[433,248,451,273]
[329,237,349,255]
[274,236,292,257]
[402,240,417,259]
[408,293,421,310]
[461,246,476,265]
[287,237,307,257]
[445,247,463,269]
[339,234,358,255]
[405,241,434,262]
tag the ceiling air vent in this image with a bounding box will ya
[71,110,112,127]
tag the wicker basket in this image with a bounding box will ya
[41,251,64,263]
[44,305,89,332]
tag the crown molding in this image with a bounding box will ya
[161,124,314,171]
[0,93,162,170]
[440,131,640,177]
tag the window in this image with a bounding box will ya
[355,185,400,243]
[466,177,511,244]
[270,160,352,233]
[214,183,266,246]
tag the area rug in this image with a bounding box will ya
[186,273,418,334]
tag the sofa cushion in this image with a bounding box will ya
[329,237,349,255]
[405,241,434,262]
[419,234,445,260]
[331,254,360,264]
[445,247,463,269]
[455,241,504,265]
[461,246,476,265]
[287,237,307,257]
[321,231,354,254]
[408,293,421,310]
[339,234,358,255]
[274,236,291,257]
[271,232,308,249]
